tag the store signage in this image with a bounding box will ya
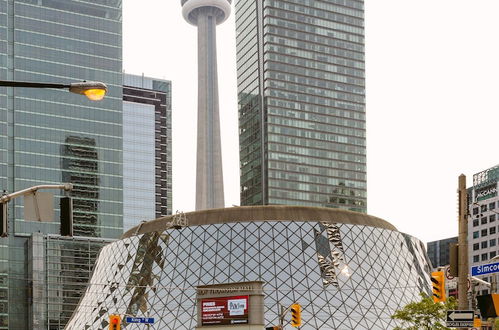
[201,295,249,326]
[198,285,253,296]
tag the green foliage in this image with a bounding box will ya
[391,293,457,330]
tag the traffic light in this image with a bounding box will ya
[290,303,302,327]
[431,271,446,302]
[60,197,73,236]
[0,203,7,237]
[109,314,121,330]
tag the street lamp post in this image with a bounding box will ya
[0,80,108,101]
[0,78,107,237]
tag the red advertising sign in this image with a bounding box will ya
[201,295,249,326]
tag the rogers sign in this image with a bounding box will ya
[201,295,249,326]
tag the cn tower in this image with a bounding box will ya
[181,0,231,210]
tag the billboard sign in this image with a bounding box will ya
[201,295,249,326]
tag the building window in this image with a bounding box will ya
[473,255,480,262]
[491,227,497,235]
[482,253,489,261]
[482,217,488,225]
[482,204,488,213]
[473,219,479,227]
[482,241,488,249]
[491,239,497,247]
[473,207,479,215]
[482,289,489,295]
[474,243,480,251]
[490,202,496,210]
[473,231,480,239]
[482,229,488,237]
[491,251,497,259]
[491,214,496,222]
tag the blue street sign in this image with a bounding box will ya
[125,317,155,324]
[471,262,499,276]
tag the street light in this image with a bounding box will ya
[0,80,108,101]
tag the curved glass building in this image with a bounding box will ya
[67,206,431,329]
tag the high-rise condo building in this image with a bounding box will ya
[123,73,172,232]
[468,165,499,296]
[0,1,122,328]
[236,0,366,212]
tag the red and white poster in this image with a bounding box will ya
[201,295,249,326]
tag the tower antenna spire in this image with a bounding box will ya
[181,0,231,210]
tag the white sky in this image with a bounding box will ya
[123,1,499,245]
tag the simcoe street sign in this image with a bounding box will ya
[471,261,499,276]
[446,310,474,328]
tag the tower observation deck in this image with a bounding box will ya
[181,0,231,210]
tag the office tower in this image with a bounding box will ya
[181,0,232,210]
[0,1,122,328]
[468,165,499,296]
[427,237,458,268]
[123,74,172,232]
[236,0,366,211]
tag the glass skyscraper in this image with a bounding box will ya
[236,0,366,212]
[123,73,172,232]
[0,1,122,328]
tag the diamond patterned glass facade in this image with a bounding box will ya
[68,218,431,329]
[237,0,366,212]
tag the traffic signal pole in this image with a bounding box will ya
[0,183,73,237]
[0,183,73,204]
[458,174,469,310]
[278,304,288,329]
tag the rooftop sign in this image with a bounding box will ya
[474,165,499,186]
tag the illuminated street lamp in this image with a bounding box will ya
[0,80,108,101]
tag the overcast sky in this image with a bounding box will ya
[123,1,499,244]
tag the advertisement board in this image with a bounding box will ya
[201,295,249,326]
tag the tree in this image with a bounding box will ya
[391,293,457,330]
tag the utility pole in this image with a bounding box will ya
[458,174,469,309]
